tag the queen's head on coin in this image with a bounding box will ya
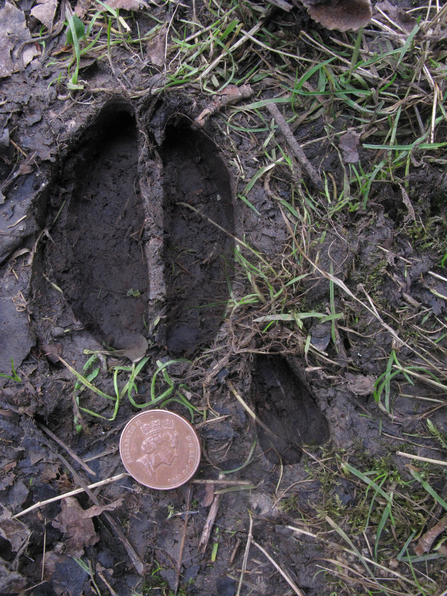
[136,418,179,479]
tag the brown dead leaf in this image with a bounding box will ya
[310,322,331,351]
[0,504,30,552]
[112,330,148,362]
[345,373,376,396]
[415,515,447,556]
[199,484,215,508]
[31,0,58,30]
[147,24,168,68]
[376,1,417,34]
[0,2,40,78]
[301,0,372,32]
[339,130,361,164]
[0,561,27,594]
[81,498,123,518]
[52,497,100,557]
[74,0,93,18]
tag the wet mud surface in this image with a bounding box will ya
[161,123,234,355]
[1,2,447,595]
[44,106,149,354]
[252,355,329,464]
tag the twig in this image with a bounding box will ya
[36,421,96,476]
[13,473,128,519]
[396,452,447,467]
[236,512,253,596]
[175,484,192,593]
[200,15,268,80]
[226,379,276,439]
[265,102,323,189]
[192,85,253,128]
[98,570,120,596]
[199,476,223,553]
[252,539,306,596]
[191,479,253,485]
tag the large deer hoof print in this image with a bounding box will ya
[34,100,329,457]
[36,103,234,361]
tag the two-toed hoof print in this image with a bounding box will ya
[252,355,330,464]
[36,100,329,459]
[40,101,234,359]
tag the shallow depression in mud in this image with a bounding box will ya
[160,123,234,355]
[42,107,149,351]
[252,355,330,464]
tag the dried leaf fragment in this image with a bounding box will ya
[415,515,447,556]
[52,497,100,557]
[339,130,361,164]
[301,0,372,32]
[376,1,418,34]
[0,2,40,78]
[345,373,376,396]
[107,0,149,10]
[147,24,168,67]
[31,0,58,30]
[0,504,30,552]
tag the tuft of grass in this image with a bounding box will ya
[279,448,446,596]
[62,354,199,428]
[0,358,21,382]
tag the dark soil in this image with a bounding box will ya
[1,1,447,596]
[45,105,149,354]
[252,355,329,464]
[161,121,234,355]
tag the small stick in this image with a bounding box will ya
[252,539,306,596]
[13,473,128,519]
[397,452,447,467]
[36,421,96,476]
[41,520,47,582]
[226,380,276,439]
[236,512,253,596]
[199,476,223,553]
[175,484,192,593]
[193,85,253,129]
[98,570,119,596]
[191,479,253,485]
[265,102,323,189]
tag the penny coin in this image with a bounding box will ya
[119,410,201,490]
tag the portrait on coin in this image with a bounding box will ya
[136,419,179,480]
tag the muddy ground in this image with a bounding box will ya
[1,1,447,595]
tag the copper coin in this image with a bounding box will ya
[119,410,201,490]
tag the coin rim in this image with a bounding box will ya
[119,409,201,490]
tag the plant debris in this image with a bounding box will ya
[299,0,372,31]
